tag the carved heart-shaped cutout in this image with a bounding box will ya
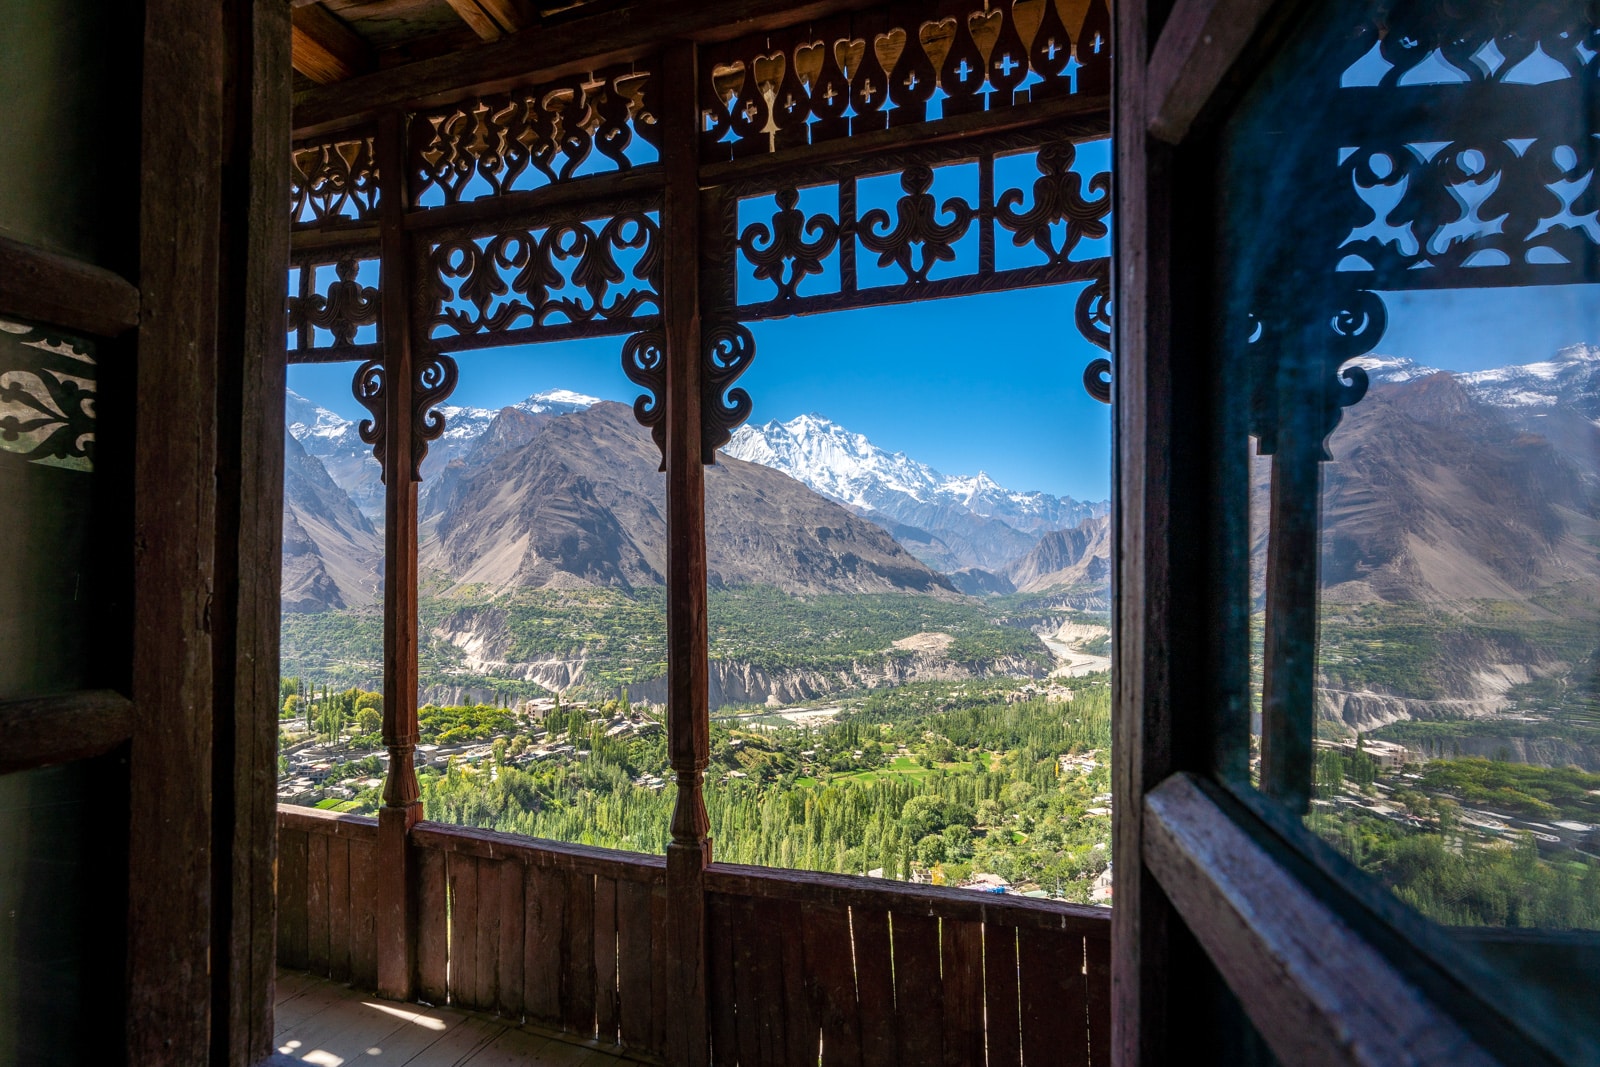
[753,51,787,93]
[874,27,907,76]
[834,37,866,81]
[967,8,1002,64]
[711,61,747,106]
[918,18,957,76]
[1012,0,1045,50]
[792,39,826,88]
[1057,0,1092,42]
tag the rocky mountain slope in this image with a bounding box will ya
[281,431,381,612]
[422,401,955,597]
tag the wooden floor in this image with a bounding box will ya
[272,968,642,1066]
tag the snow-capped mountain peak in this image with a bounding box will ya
[724,414,1107,545]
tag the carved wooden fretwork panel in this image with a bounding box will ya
[698,0,1111,161]
[0,319,96,472]
[291,134,381,229]
[409,65,662,208]
[716,131,1111,355]
[423,203,662,352]
[287,250,382,361]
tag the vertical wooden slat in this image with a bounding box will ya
[984,923,1022,1067]
[474,856,502,1011]
[651,883,669,1053]
[1086,933,1112,1066]
[498,858,526,1018]
[523,864,564,1025]
[619,879,657,1051]
[594,876,619,1042]
[306,832,330,974]
[328,836,351,982]
[852,907,898,1067]
[890,911,943,1065]
[414,845,447,1002]
[448,853,478,1007]
[780,898,817,1066]
[755,898,790,1062]
[729,896,765,1066]
[279,828,309,970]
[705,894,739,1067]
[941,919,985,1067]
[563,869,596,1036]
[348,837,378,990]
[1020,930,1087,1067]
[803,902,862,1067]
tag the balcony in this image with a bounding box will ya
[276,806,1111,1065]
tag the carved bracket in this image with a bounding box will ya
[703,321,755,464]
[411,352,459,481]
[352,358,387,480]
[1077,271,1112,403]
[1250,288,1384,459]
[622,321,755,468]
[621,328,667,470]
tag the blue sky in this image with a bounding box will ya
[290,262,1597,507]
[289,281,1117,502]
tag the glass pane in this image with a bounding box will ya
[704,284,1114,900]
[1220,0,1599,1050]
[0,319,104,699]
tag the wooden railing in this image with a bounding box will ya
[408,822,669,1058]
[704,864,1111,1067]
[276,807,1112,1064]
[276,806,380,987]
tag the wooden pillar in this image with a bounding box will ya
[212,0,293,1060]
[661,40,712,1067]
[373,107,422,1001]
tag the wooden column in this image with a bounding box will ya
[129,0,223,1059]
[661,40,712,1067]
[374,107,422,1001]
[212,0,293,1060]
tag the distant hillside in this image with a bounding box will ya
[423,402,956,597]
[281,431,381,612]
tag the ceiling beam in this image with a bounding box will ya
[291,3,371,85]
[442,0,523,41]
[294,0,882,136]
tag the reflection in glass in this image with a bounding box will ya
[1219,0,1599,1049]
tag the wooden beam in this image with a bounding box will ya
[291,3,370,85]
[0,233,139,338]
[1145,0,1278,144]
[441,0,518,41]
[0,690,134,774]
[1144,774,1497,1067]
[293,0,883,136]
